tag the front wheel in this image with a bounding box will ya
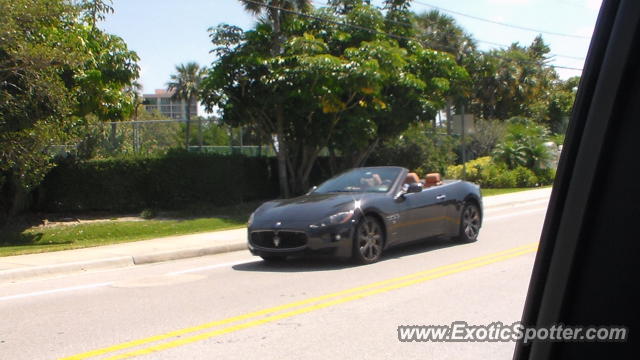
[353,215,384,264]
[456,202,481,242]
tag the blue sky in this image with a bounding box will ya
[101,0,602,95]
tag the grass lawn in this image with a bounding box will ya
[0,217,246,257]
[481,187,534,197]
[0,187,548,257]
[0,202,258,257]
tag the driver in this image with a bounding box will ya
[360,172,382,190]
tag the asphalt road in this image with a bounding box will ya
[0,198,548,360]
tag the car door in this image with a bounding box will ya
[426,182,460,236]
[393,188,444,243]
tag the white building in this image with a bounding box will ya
[142,89,197,120]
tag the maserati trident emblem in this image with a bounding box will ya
[273,233,280,247]
[275,221,282,227]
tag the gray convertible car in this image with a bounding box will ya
[247,166,482,264]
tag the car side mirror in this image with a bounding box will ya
[394,183,422,201]
[406,183,423,193]
[306,186,317,195]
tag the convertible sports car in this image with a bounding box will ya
[247,166,483,264]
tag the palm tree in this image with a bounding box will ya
[240,0,311,54]
[414,10,477,63]
[239,0,311,198]
[414,10,477,133]
[167,62,206,149]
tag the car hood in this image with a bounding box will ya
[253,193,375,225]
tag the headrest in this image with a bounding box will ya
[405,172,420,184]
[425,173,442,187]
[424,173,442,184]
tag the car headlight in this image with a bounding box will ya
[309,210,354,229]
[247,212,255,227]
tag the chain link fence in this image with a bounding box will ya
[49,119,273,158]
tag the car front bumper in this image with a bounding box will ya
[247,221,356,258]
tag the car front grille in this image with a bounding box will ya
[250,231,307,249]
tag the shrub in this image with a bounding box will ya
[38,151,281,212]
[493,170,518,188]
[513,166,538,187]
[447,156,551,188]
[140,208,157,219]
[535,167,556,186]
[446,156,492,183]
[492,117,552,171]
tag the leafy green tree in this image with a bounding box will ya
[368,122,458,175]
[468,119,506,158]
[203,3,466,194]
[166,62,206,149]
[413,10,476,132]
[467,36,557,121]
[238,0,312,197]
[538,76,580,134]
[0,0,139,219]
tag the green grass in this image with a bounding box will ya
[0,201,263,257]
[0,217,247,257]
[481,186,549,197]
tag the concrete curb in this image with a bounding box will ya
[0,243,248,283]
[132,242,248,265]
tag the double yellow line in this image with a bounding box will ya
[60,242,538,360]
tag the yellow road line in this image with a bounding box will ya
[60,243,538,360]
[102,247,537,360]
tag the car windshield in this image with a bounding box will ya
[314,168,401,194]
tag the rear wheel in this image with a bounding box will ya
[353,216,384,264]
[456,202,481,242]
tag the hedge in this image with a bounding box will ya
[446,156,555,188]
[38,151,281,212]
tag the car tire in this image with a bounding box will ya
[456,202,481,243]
[353,215,384,264]
[260,255,286,262]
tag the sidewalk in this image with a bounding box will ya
[0,229,247,283]
[0,187,552,283]
[482,186,552,208]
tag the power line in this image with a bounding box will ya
[311,1,586,61]
[550,64,583,71]
[412,0,590,40]
[475,39,585,60]
[238,0,583,72]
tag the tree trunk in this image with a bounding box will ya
[275,106,290,198]
[328,146,338,175]
[446,98,453,135]
[354,138,379,167]
[110,122,117,151]
[198,117,203,150]
[185,99,191,150]
[271,8,288,197]
[7,174,29,216]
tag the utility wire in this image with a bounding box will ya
[238,0,583,71]
[310,1,586,61]
[412,0,590,40]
